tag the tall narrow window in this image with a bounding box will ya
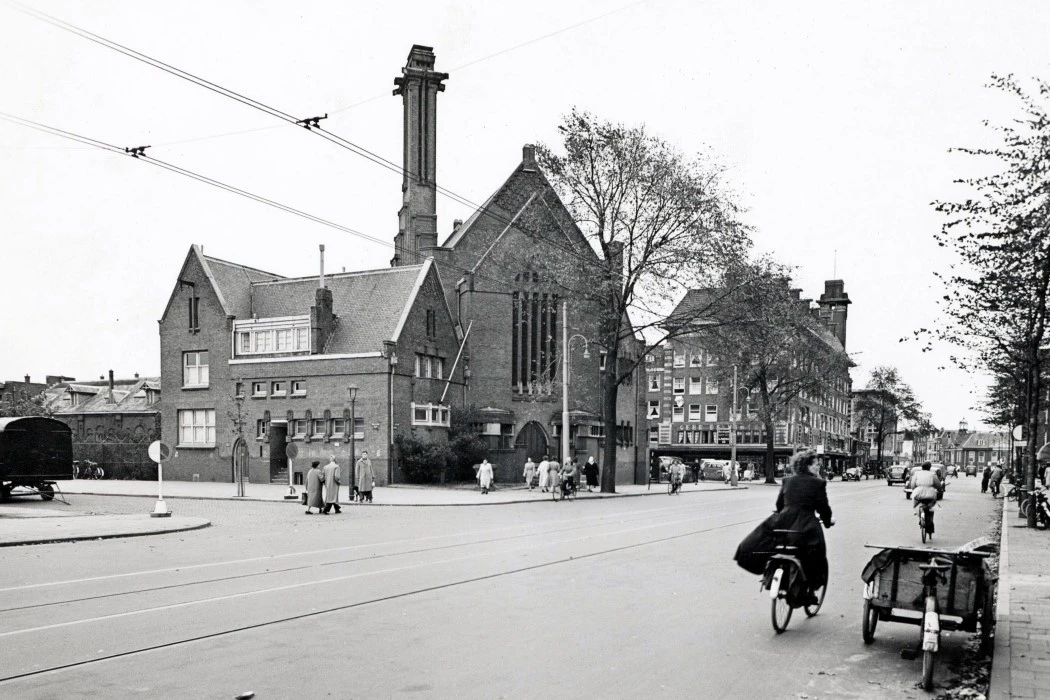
[426,309,437,338]
[511,287,559,392]
[182,351,209,387]
[188,296,200,331]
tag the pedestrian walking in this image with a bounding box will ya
[305,461,324,515]
[478,458,494,495]
[538,455,551,492]
[356,451,375,503]
[989,463,1004,497]
[524,457,537,490]
[981,464,991,493]
[584,456,599,492]
[322,456,342,514]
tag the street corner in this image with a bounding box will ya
[0,512,211,547]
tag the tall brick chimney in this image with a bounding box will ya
[392,45,448,267]
[312,245,335,354]
[107,369,115,403]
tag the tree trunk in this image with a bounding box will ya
[764,417,776,483]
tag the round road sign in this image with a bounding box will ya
[148,441,173,463]
[284,442,299,460]
[1013,425,1025,441]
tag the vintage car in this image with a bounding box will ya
[886,464,908,485]
[964,463,978,477]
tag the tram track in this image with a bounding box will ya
[0,509,762,685]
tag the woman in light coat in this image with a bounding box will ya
[538,456,551,492]
[478,459,494,495]
[356,451,375,503]
[305,461,324,515]
[523,457,537,490]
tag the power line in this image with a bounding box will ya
[5,0,612,269]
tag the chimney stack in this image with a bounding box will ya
[522,144,537,172]
[107,369,115,404]
[319,244,326,289]
[24,374,30,384]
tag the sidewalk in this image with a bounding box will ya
[989,503,1050,699]
[0,478,746,547]
[50,478,747,506]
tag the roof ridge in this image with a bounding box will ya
[252,265,423,287]
[203,254,284,278]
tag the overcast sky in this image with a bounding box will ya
[2,0,1045,431]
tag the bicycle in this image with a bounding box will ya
[553,475,576,501]
[913,557,952,691]
[668,474,682,495]
[917,500,934,543]
[760,528,828,634]
[73,460,104,480]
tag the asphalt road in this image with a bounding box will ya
[0,474,1000,699]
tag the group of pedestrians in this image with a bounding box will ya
[522,455,600,493]
[981,462,1005,496]
[303,452,376,515]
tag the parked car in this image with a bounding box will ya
[964,463,978,477]
[886,465,908,485]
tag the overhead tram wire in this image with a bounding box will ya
[7,0,601,270]
[0,111,531,293]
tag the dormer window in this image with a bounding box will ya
[233,316,310,357]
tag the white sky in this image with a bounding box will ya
[1,0,1045,430]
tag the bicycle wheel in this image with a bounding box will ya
[805,582,826,617]
[1020,498,1030,519]
[96,466,105,480]
[920,509,927,543]
[862,599,878,643]
[771,567,793,633]
[921,650,935,691]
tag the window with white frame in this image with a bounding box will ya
[255,419,267,439]
[707,379,718,394]
[645,354,655,365]
[689,353,702,367]
[251,382,266,397]
[311,419,326,437]
[689,404,702,421]
[705,404,718,421]
[647,401,660,420]
[689,377,703,395]
[649,427,659,444]
[182,351,209,387]
[290,380,306,396]
[673,377,685,395]
[411,402,450,427]
[415,354,445,379]
[673,352,685,368]
[292,419,307,437]
[353,417,365,440]
[331,418,346,437]
[233,316,310,357]
[178,409,215,446]
[707,353,717,367]
[649,374,660,392]
[672,405,684,422]
[271,381,287,398]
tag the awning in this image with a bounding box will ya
[1037,442,1050,461]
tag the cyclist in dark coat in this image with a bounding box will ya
[773,449,834,589]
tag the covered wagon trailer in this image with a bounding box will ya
[0,416,73,501]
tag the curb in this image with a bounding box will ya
[988,501,1010,700]
[0,518,212,547]
[62,485,749,507]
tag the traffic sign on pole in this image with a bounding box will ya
[147,440,173,518]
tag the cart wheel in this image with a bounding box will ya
[39,483,55,501]
[979,598,994,656]
[862,599,878,643]
[921,649,935,691]
[805,583,826,617]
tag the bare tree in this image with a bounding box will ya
[537,109,752,491]
[854,366,923,471]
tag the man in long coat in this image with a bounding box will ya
[356,451,375,503]
[322,456,342,514]
[305,461,324,515]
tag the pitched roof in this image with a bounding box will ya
[203,254,283,318]
[250,264,431,353]
[50,377,160,414]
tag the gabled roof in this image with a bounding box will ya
[249,261,436,353]
[49,377,160,414]
[203,254,283,318]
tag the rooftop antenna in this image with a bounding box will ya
[319,244,326,288]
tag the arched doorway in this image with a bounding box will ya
[232,436,249,496]
[515,421,549,467]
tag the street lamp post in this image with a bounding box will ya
[560,299,590,472]
[347,385,358,504]
[729,365,741,487]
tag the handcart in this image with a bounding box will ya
[860,543,997,691]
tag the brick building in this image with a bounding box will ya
[646,280,855,476]
[157,44,645,485]
[46,371,161,477]
[388,45,645,484]
[159,246,462,485]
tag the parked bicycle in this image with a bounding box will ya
[73,460,104,480]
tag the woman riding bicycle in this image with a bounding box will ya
[772,449,834,601]
[908,462,941,534]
